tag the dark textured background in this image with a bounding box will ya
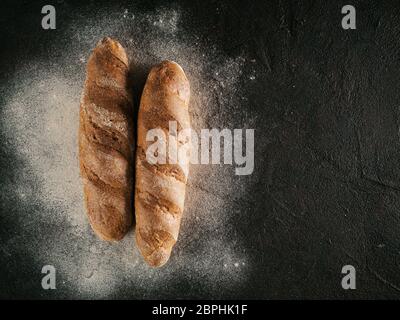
[1,0,400,299]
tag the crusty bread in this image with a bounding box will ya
[135,60,191,267]
[79,37,134,241]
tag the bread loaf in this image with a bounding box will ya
[135,61,191,267]
[79,37,134,241]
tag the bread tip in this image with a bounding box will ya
[94,36,128,66]
[98,36,115,45]
[145,249,172,268]
[136,231,173,267]
[160,60,185,72]
[96,36,123,51]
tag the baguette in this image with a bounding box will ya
[135,61,191,267]
[79,37,134,241]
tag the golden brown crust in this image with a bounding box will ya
[79,37,134,241]
[135,60,191,267]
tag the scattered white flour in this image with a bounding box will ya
[0,4,255,298]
